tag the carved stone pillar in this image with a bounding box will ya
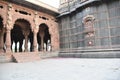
[33,31,38,52]
[33,12,39,52]
[6,29,11,53]
[6,4,13,53]
[23,31,29,52]
[24,35,28,52]
[39,32,44,51]
[39,25,46,51]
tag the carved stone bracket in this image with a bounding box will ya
[33,12,39,33]
[34,12,38,26]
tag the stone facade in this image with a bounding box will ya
[0,0,60,54]
[58,0,120,57]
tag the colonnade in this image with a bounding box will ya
[0,3,59,54]
[0,18,51,53]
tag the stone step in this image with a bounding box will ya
[0,51,59,63]
[12,53,40,63]
[39,51,59,59]
[0,54,12,63]
[59,51,120,58]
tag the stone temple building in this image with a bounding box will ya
[0,0,120,62]
[0,0,59,62]
[58,0,120,57]
[0,0,59,52]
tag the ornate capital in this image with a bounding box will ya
[34,12,38,15]
[8,3,13,11]
[33,13,39,26]
[33,28,39,34]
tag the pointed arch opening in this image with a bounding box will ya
[37,23,51,51]
[11,19,33,52]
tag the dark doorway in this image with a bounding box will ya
[11,19,33,52]
[37,23,51,51]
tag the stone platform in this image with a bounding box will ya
[12,53,40,63]
[0,51,59,63]
[59,52,120,58]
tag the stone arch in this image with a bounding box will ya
[38,21,52,35]
[37,23,51,51]
[14,18,31,31]
[11,18,33,52]
[12,17,34,31]
[44,21,60,51]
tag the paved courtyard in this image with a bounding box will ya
[0,58,120,80]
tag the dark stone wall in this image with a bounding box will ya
[59,0,120,53]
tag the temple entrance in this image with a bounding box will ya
[37,23,51,51]
[11,19,33,52]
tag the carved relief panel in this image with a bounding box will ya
[83,15,95,46]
